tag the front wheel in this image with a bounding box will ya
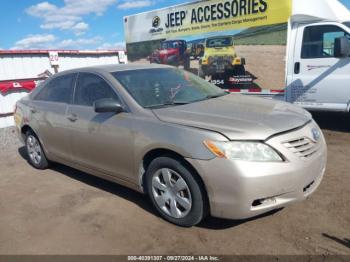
[198,66,205,78]
[145,157,207,227]
[25,130,49,169]
[233,65,246,76]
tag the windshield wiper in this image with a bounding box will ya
[163,101,189,106]
[144,101,190,109]
[144,93,228,109]
[206,93,228,99]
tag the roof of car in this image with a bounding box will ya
[53,63,173,76]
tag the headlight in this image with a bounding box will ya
[204,140,283,162]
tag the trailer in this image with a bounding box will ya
[0,49,127,128]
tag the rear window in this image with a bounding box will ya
[161,41,183,49]
[34,74,76,103]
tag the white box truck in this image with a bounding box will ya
[285,0,350,112]
[124,0,350,112]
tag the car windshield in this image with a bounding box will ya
[206,37,233,48]
[112,68,227,109]
[161,41,181,49]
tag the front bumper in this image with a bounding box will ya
[201,63,233,75]
[187,122,327,220]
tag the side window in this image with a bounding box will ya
[74,73,120,107]
[302,25,350,59]
[35,74,75,103]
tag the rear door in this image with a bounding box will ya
[31,74,76,160]
[67,72,135,181]
[289,23,350,111]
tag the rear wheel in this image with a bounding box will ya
[145,157,207,227]
[25,130,49,169]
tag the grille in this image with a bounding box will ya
[213,56,224,63]
[213,56,231,63]
[282,137,320,159]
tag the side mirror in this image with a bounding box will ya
[94,99,124,114]
[334,36,350,58]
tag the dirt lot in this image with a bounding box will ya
[0,112,349,255]
[235,45,286,90]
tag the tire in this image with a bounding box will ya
[183,56,190,71]
[25,130,49,169]
[145,156,207,227]
[233,65,246,76]
[198,66,205,78]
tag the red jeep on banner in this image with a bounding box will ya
[150,40,191,70]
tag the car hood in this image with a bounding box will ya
[152,94,311,141]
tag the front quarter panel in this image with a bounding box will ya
[131,114,228,189]
[133,116,227,160]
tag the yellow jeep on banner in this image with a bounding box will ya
[198,36,245,78]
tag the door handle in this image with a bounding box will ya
[294,62,300,74]
[67,113,78,122]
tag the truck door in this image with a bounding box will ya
[288,23,350,111]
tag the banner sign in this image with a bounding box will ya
[124,0,292,92]
[124,0,292,43]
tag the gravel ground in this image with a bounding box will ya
[0,112,349,255]
[0,126,22,153]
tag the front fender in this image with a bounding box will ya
[131,118,228,191]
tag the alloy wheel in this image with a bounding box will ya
[151,168,192,219]
[26,135,42,165]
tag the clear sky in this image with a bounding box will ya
[0,0,349,50]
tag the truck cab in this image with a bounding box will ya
[285,0,350,112]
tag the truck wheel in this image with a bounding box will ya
[145,156,207,227]
[184,56,190,71]
[25,130,49,169]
